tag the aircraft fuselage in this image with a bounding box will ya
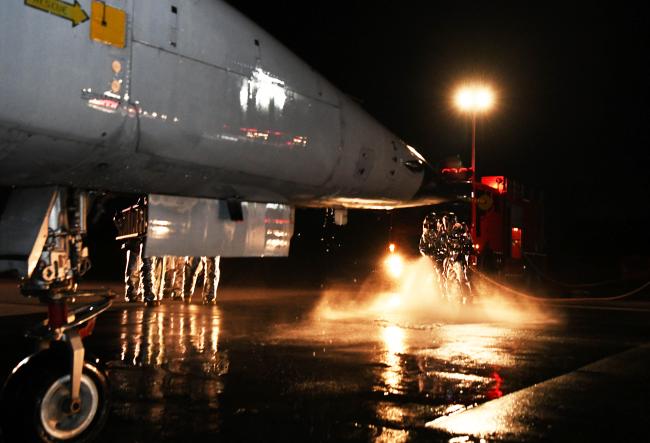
[0,0,434,209]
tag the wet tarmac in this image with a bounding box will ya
[0,282,649,442]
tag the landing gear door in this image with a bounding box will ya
[0,188,57,277]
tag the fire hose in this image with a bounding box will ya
[522,253,619,288]
[470,267,650,302]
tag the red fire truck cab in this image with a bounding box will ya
[474,176,545,276]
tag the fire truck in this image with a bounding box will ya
[317,169,545,285]
[426,168,546,279]
[473,175,545,278]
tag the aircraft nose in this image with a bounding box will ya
[412,164,473,205]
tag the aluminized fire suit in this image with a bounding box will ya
[445,220,473,299]
[123,239,159,306]
[173,256,221,304]
[419,212,446,295]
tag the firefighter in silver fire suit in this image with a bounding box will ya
[419,212,437,257]
[459,222,474,268]
[446,219,473,299]
[179,256,221,304]
[123,238,159,306]
[169,256,187,301]
[147,255,188,302]
[419,212,446,295]
[116,197,160,306]
[123,238,142,303]
[156,255,178,300]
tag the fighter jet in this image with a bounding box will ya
[0,1,461,440]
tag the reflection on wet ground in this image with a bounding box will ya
[69,288,648,442]
[97,305,228,439]
[0,281,647,442]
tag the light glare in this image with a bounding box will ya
[455,85,495,112]
[384,253,404,279]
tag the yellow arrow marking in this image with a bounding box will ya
[25,0,89,27]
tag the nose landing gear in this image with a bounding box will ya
[0,187,114,441]
[0,290,114,442]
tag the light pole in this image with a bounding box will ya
[454,84,495,241]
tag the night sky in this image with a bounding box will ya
[227,1,650,257]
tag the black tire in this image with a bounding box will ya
[0,346,109,442]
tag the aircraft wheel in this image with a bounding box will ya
[0,347,109,442]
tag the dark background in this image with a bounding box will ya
[225,1,650,259]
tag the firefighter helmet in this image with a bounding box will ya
[423,212,437,230]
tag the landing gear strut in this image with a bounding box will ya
[0,187,114,442]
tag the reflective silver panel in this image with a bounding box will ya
[145,194,293,258]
